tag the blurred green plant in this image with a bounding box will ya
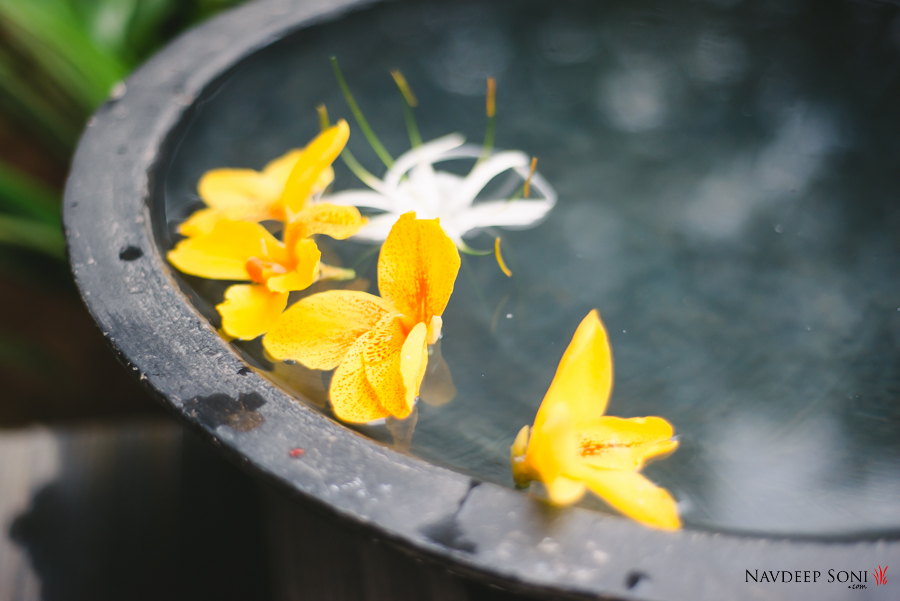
[0,0,243,261]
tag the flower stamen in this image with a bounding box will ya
[494,236,513,277]
[391,69,423,148]
[523,157,538,199]
[245,257,287,284]
[481,76,497,161]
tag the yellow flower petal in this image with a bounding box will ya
[261,149,305,182]
[281,121,350,216]
[358,315,414,419]
[178,207,233,237]
[190,148,336,234]
[264,150,334,194]
[266,238,321,293]
[167,220,286,281]
[291,203,368,240]
[578,416,678,471]
[330,335,390,424]
[527,403,587,506]
[535,310,613,432]
[262,290,393,368]
[510,425,532,487]
[198,168,280,215]
[399,321,429,413]
[377,212,460,325]
[578,468,681,531]
[217,284,288,340]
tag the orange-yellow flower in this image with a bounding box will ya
[167,219,322,340]
[167,122,367,340]
[262,212,460,423]
[179,121,351,236]
[510,310,681,530]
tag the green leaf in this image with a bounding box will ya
[0,162,60,224]
[0,0,128,112]
[0,215,65,260]
[67,0,177,62]
[0,52,80,153]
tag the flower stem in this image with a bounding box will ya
[330,56,394,168]
[458,240,493,256]
[317,103,382,189]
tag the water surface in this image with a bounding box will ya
[157,0,900,537]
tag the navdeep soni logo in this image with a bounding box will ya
[745,565,889,591]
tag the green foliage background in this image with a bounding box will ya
[0,0,242,420]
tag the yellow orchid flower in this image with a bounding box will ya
[168,121,368,340]
[179,120,353,236]
[262,212,460,424]
[510,310,681,530]
[167,219,323,340]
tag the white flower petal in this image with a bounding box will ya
[404,170,464,213]
[383,134,466,189]
[323,136,558,245]
[453,151,530,209]
[321,190,397,211]
[351,212,403,241]
[453,198,555,236]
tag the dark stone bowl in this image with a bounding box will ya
[63,0,899,599]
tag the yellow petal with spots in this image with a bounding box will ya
[377,212,460,324]
[167,220,286,281]
[329,336,390,424]
[266,238,321,293]
[217,284,288,340]
[535,310,613,433]
[281,121,350,216]
[291,203,367,240]
[578,416,678,471]
[579,468,681,530]
[358,314,412,419]
[262,290,393,368]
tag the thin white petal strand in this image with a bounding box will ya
[453,151,530,209]
[454,198,555,235]
[351,212,402,242]
[383,134,466,189]
[320,190,398,211]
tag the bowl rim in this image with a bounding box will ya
[62,0,898,599]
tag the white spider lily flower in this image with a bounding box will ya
[322,134,557,245]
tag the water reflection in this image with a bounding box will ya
[158,0,900,537]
